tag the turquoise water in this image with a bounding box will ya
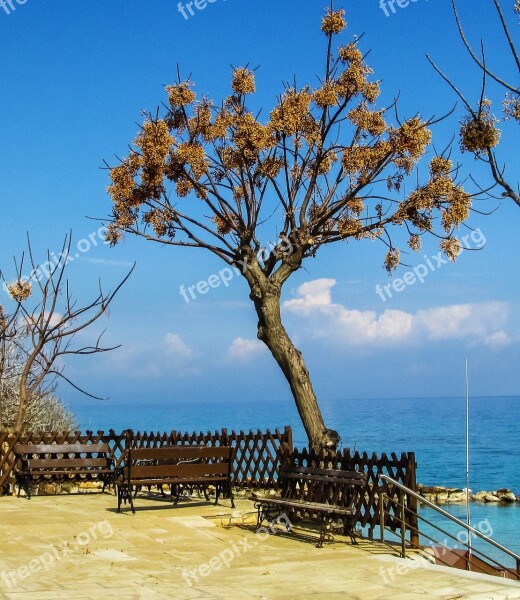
[70,395,520,560]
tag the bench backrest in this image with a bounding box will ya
[122,445,234,481]
[14,444,111,471]
[280,465,366,510]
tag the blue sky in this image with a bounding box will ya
[0,0,519,411]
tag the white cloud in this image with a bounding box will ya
[22,311,64,329]
[164,333,195,360]
[81,258,135,268]
[284,279,335,314]
[98,332,198,378]
[415,303,508,341]
[283,279,510,348]
[483,330,510,348]
[227,337,265,361]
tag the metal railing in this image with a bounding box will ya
[379,474,520,580]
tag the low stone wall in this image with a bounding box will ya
[418,484,518,504]
[16,479,106,497]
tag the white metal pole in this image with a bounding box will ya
[465,358,472,570]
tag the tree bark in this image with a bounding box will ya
[13,345,39,434]
[248,275,339,452]
[14,368,30,434]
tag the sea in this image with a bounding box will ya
[71,395,520,567]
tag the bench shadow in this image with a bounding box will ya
[106,490,221,514]
[233,520,361,548]
[17,488,116,500]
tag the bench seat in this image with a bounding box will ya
[252,496,356,516]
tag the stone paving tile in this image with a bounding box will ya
[1,493,520,599]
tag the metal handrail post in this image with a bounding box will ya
[379,491,385,543]
[400,489,406,558]
[408,455,420,548]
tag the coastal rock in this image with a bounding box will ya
[485,493,500,503]
[498,491,517,503]
[445,492,467,504]
[418,486,469,504]
[419,485,519,505]
[434,492,449,503]
[418,485,446,494]
[472,491,500,503]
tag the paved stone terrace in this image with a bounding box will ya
[0,491,519,599]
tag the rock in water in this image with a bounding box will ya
[498,491,517,503]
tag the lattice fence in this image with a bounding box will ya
[284,446,417,540]
[0,426,293,491]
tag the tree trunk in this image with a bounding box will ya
[13,355,34,434]
[13,377,28,434]
[249,278,339,452]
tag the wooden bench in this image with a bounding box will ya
[252,465,367,547]
[115,445,235,513]
[14,443,115,499]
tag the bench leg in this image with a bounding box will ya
[343,518,359,545]
[102,474,115,494]
[317,515,339,548]
[317,515,326,548]
[229,486,235,509]
[254,502,279,531]
[17,475,31,500]
[255,503,266,531]
[117,484,135,514]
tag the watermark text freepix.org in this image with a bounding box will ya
[2,225,110,299]
[0,519,113,589]
[379,518,493,584]
[1,0,28,16]
[179,237,293,303]
[182,512,292,587]
[375,228,486,303]
[379,0,420,18]
[177,0,219,20]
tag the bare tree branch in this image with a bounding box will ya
[0,233,133,433]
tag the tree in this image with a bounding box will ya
[0,306,21,430]
[0,234,132,434]
[427,0,519,207]
[106,6,472,450]
[1,377,78,433]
